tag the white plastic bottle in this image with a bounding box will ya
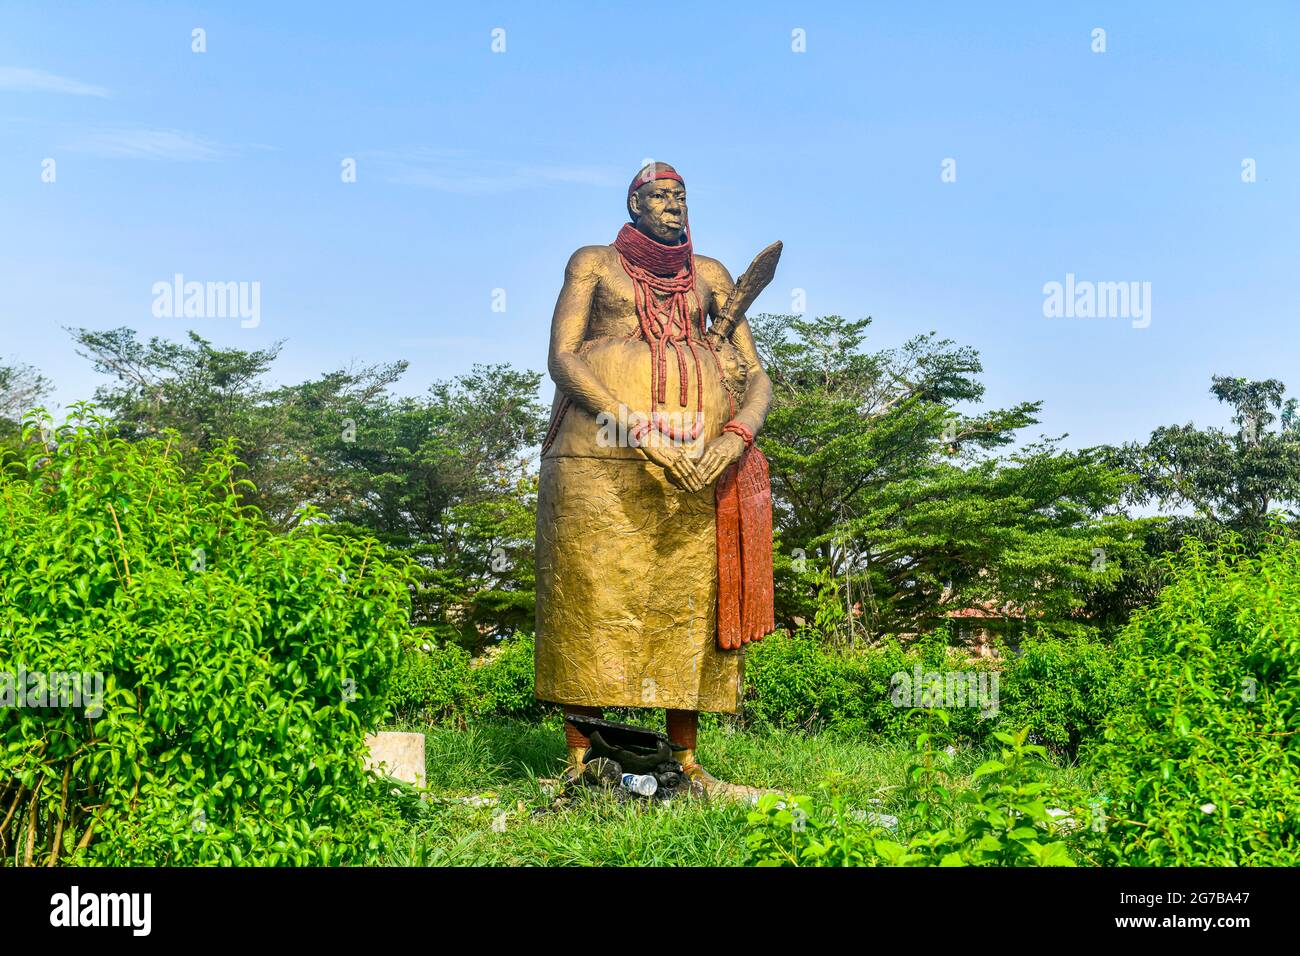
[620,773,658,797]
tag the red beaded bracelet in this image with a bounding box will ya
[723,421,754,447]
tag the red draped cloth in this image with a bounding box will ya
[715,446,775,650]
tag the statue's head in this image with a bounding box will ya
[627,162,687,244]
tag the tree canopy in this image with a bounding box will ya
[749,313,1145,640]
[65,326,546,651]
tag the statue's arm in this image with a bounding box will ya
[727,317,773,437]
[700,258,773,437]
[547,247,623,419]
[691,258,774,486]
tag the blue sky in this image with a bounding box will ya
[2,1,1298,450]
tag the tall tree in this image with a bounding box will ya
[69,326,546,649]
[1117,375,1300,538]
[1096,375,1300,615]
[749,313,1144,641]
[325,364,547,648]
[68,326,405,525]
[0,356,49,470]
[0,357,48,426]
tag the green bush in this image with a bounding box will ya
[741,630,841,727]
[385,631,541,723]
[1093,534,1300,865]
[998,634,1121,761]
[742,630,1000,744]
[744,791,876,866]
[743,628,1124,758]
[0,410,413,865]
[744,713,1076,866]
[470,632,541,719]
[813,639,915,735]
[385,636,474,723]
[386,620,1117,761]
[874,717,1076,866]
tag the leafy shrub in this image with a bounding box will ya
[998,634,1121,761]
[745,713,1076,866]
[0,410,413,865]
[743,630,1000,744]
[388,616,1117,761]
[813,639,916,735]
[385,631,541,723]
[385,635,474,723]
[740,630,841,727]
[875,716,1076,866]
[744,791,876,866]
[470,632,541,719]
[1092,534,1300,865]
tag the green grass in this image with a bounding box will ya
[380,716,1097,866]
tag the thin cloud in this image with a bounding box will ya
[64,127,226,161]
[367,148,620,193]
[0,66,110,98]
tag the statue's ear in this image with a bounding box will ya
[627,187,643,221]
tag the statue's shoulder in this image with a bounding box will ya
[693,254,735,288]
[564,244,619,277]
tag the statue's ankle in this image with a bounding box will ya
[673,748,704,775]
[565,745,588,777]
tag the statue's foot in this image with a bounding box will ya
[675,752,770,803]
[560,746,588,788]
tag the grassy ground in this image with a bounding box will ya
[380,716,1097,866]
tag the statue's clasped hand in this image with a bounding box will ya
[630,413,750,492]
[629,412,706,492]
[694,431,746,487]
[650,443,707,492]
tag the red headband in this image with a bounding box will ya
[628,167,685,200]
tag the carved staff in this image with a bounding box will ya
[710,240,783,340]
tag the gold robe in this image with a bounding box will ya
[534,333,744,712]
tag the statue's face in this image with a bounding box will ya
[630,179,687,243]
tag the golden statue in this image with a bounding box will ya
[535,162,780,798]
